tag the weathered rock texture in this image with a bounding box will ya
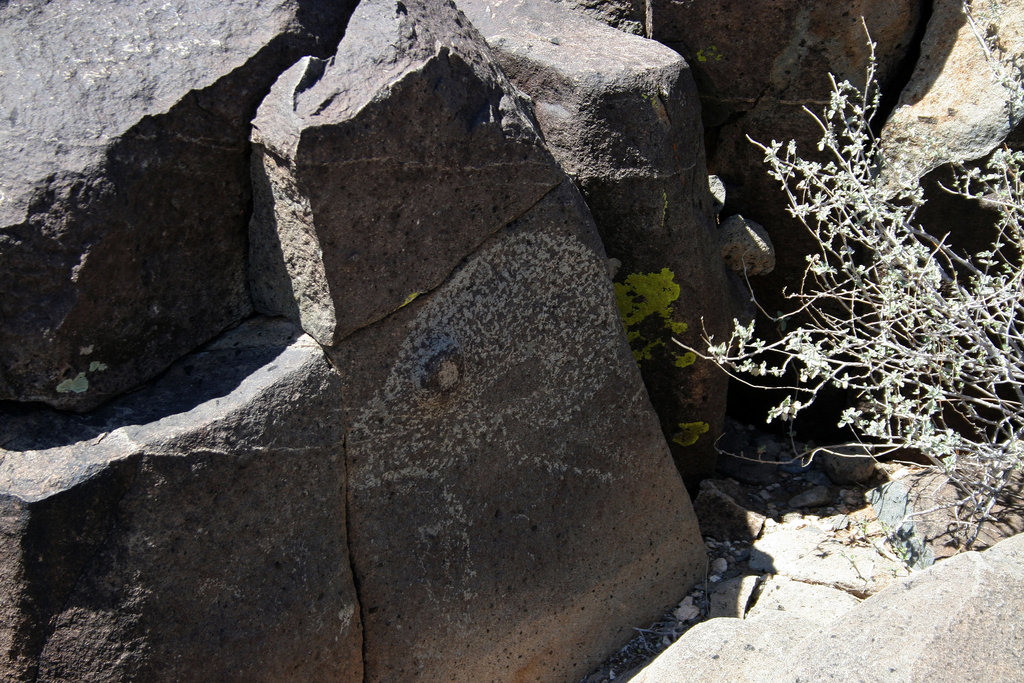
[555,0,645,34]
[458,0,738,483]
[249,0,560,346]
[881,0,1024,185]
[0,0,357,411]
[0,318,360,682]
[647,0,922,312]
[329,179,705,682]
[637,531,1024,681]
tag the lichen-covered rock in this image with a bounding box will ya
[881,0,1024,185]
[458,0,739,483]
[0,0,357,410]
[329,180,705,682]
[249,0,561,346]
[0,318,360,682]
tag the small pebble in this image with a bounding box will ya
[709,575,721,583]
[841,489,863,505]
[673,598,700,622]
[711,557,728,574]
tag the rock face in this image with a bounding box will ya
[0,0,357,411]
[881,0,1024,185]
[249,0,561,346]
[330,178,704,682]
[2,0,719,679]
[0,318,361,682]
[647,0,922,312]
[249,1,705,680]
[637,532,1024,681]
[458,0,738,483]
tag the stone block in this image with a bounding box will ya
[0,318,360,681]
[0,0,356,410]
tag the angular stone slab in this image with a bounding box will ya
[745,575,861,625]
[632,611,819,683]
[0,0,357,410]
[750,524,907,597]
[756,532,1024,681]
[0,318,360,682]
[249,0,562,347]
[459,0,737,482]
[329,180,705,682]
[647,0,921,126]
[882,0,1024,184]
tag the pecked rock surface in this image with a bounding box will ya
[458,0,738,483]
[0,0,357,410]
[249,0,561,346]
[328,179,705,682]
[0,318,360,682]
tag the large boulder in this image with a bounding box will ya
[328,179,705,682]
[0,318,361,682]
[881,0,1024,185]
[250,1,705,679]
[458,0,738,483]
[0,0,356,410]
[647,0,922,313]
[248,0,561,346]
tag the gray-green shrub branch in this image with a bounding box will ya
[679,17,1024,545]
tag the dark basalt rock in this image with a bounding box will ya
[0,0,357,411]
[0,318,361,682]
[249,0,562,346]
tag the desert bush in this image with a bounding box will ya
[683,11,1024,546]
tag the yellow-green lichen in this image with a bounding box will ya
[696,46,723,63]
[614,268,691,364]
[673,421,710,447]
[674,351,697,368]
[615,268,680,328]
[56,372,89,394]
[88,361,108,373]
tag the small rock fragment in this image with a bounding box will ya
[819,446,877,485]
[693,479,767,541]
[673,597,700,622]
[709,175,726,214]
[788,485,832,508]
[720,215,775,275]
